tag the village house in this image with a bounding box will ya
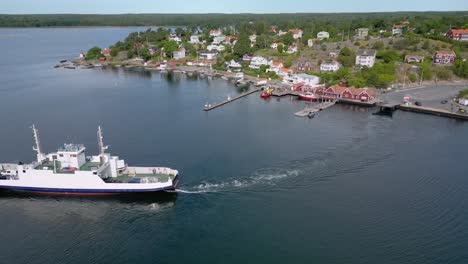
[295,61,313,72]
[329,52,338,59]
[355,28,369,38]
[288,73,320,86]
[224,36,236,45]
[189,35,200,44]
[307,39,314,47]
[317,31,330,40]
[249,34,257,43]
[270,42,284,49]
[286,45,298,54]
[404,55,425,63]
[433,50,456,64]
[148,46,157,55]
[445,29,468,42]
[320,85,376,102]
[207,44,225,52]
[199,50,218,60]
[101,48,110,57]
[172,48,185,60]
[212,35,227,45]
[289,29,303,39]
[168,34,182,42]
[278,68,294,79]
[355,49,377,68]
[226,60,242,71]
[320,61,340,72]
[392,24,405,36]
[270,26,278,33]
[266,61,284,74]
[249,56,269,70]
[242,54,254,61]
[209,29,222,37]
[277,30,288,36]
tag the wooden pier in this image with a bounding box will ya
[294,101,336,117]
[204,88,262,111]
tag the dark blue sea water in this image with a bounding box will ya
[1,28,468,264]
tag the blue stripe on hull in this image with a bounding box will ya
[0,185,175,194]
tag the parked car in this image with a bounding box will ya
[415,101,422,106]
[441,100,448,104]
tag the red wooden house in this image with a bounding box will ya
[318,84,376,102]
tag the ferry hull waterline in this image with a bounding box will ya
[0,126,179,196]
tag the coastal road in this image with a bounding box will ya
[381,84,467,112]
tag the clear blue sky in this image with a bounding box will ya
[1,0,467,14]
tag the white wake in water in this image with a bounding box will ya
[175,168,302,194]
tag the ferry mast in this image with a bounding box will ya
[97,126,108,165]
[32,124,45,163]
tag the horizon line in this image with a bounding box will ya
[1,10,467,15]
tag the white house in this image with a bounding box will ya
[249,56,269,70]
[317,31,330,40]
[320,61,340,72]
[286,45,298,54]
[355,49,377,68]
[278,68,293,79]
[207,45,225,52]
[168,34,182,42]
[249,34,257,43]
[289,29,303,39]
[199,50,218,60]
[270,42,284,49]
[189,35,200,44]
[356,28,369,38]
[210,29,222,37]
[290,73,320,86]
[227,60,242,69]
[173,48,185,60]
[212,36,227,45]
[307,39,314,47]
[266,61,284,74]
[277,30,287,36]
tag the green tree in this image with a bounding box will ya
[163,41,179,58]
[420,62,433,81]
[277,45,285,53]
[338,47,355,68]
[85,46,102,60]
[281,32,294,46]
[284,59,293,68]
[256,35,270,49]
[433,67,452,80]
[233,33,251,57]
[183,42,197,58]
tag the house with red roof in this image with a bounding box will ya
[288,29,303,39]
[446,29,468,42]
[319,84,376,102]
[433,50,456,64]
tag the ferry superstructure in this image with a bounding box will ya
[0,126,179,195]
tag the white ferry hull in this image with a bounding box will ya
[0,174,179,195]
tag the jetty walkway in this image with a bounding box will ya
[204,88,262,111]
[294,101,337,117]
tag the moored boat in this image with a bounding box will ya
[298,92,318,102]
[260,87,274,99]
[0,126,179,195]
